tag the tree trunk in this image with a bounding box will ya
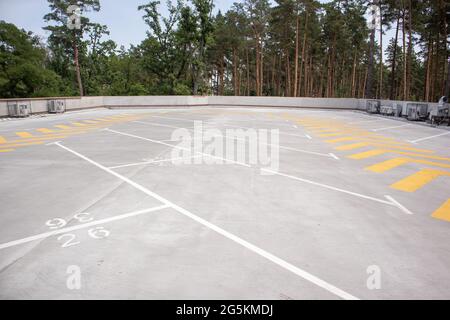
[73,39,83,97]
[233,48,238,96]
[246,48,250,96]
[407,0,413,99]
[379,1,383,99]
[390,14,400,100]
[351,51,357,98]
[402,2,407,100]
[285,50,291,97]
[365,8,376,99]
[293,15,299,97]
[299,12,309,97]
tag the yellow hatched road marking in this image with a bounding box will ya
[432,199,450,222]
[334,139,422,153]
[4,135,71,144]
[83,120,99,124]
[348,149,450,161]
[335,142,433,153]
[55,125,72,130]
[366,158,450,173]
[326,136,408,145]
[336,143,368,151]
[0,141,45,148]
[72,122,87,126]
[37,128,54,134]
[16,132,33,138]
[318,132,397,140]
[0,149,14,152]
[348,149,388,159]
[391,169,450,192]
[0,136,6,144]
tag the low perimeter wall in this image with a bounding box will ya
[0,95,438,117]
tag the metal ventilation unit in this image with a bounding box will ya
[366,100,380,114]
[393,102,404,117]
[48,100,66,113]
[380,105,395,116]
[406,103,429,121]
[429,96,449,126]
[7,101,31,118]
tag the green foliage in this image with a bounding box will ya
[0,21,63,98]
[0,0,447,101]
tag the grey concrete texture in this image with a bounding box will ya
[0,107,449,300]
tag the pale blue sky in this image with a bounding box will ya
[1,0,394,55]
[0,0,242,48]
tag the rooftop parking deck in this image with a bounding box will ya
[0,106,449,299]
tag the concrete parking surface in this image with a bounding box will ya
[0,107,449,300]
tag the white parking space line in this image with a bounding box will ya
[105,127,407,214]
[348,118,391,125]
[371,124,412,132]
[260,168,408,210]
[108,155,203,170]
[104,128,251,167]
[0,205,170,250]
[133,121,187,130]
[133,121,335,160]
[50,142,359,300]
[408,132,450,144]
[384,196,414,215]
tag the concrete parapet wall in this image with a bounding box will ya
[0,95,439,117]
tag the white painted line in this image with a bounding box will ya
[348,119,389,125]
[150,115,196,123]
[0,205,170,250]
[108,155,203,169]
[261,168,396,207]
[51,142,359,300]
[371,124,412,132]
[132,121,333,160]
[104,128,251,167]
[279,145,337,159]
[408,132,450,144]
[305,134,312,140]
[384,196,414,215]
[133,121,186,130]
[329,153,340,160]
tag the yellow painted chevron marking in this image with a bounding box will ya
[348,149,388,159]
[0,149,14,152]
[335,142,433,153]
[318,132,349,137]
[83,120,99,124]
[72,122,87,127]
[366,158,450,173]
[0,141,44,148]
[348,149,450,162]
[391,169,450,192]
[326,136,407,145]
[0,136,6,144]
[5,135,71,144]
[55,125,72,130]
[335,143,369,151]
[37,128,54,134]
[16,132,33,138]
[432,199,450,222]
